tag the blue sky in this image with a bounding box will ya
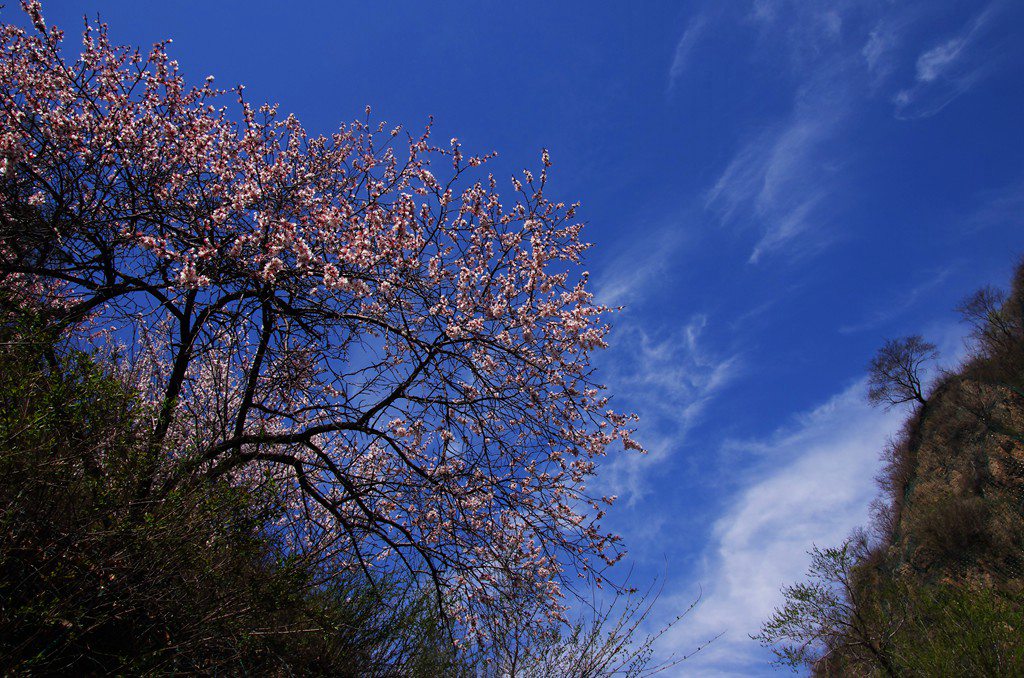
[19,1,1024,674]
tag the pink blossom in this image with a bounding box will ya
[0,2,644,651]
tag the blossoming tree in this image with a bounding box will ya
[0,2,642,645]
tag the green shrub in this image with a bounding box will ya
[889,584,1024,677]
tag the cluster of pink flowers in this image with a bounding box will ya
[0,1,643,648]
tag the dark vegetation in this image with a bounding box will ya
[757,261,1024,675]
[0,311,464,675]
[0,305,689,675]
[0,307,687,675]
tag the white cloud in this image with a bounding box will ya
[838,267,954,334]
[893,2,1003,120]
[597,316,740,505]
[967,177,1024,233]
[861,11,913,86]
[915,35,968,83]
[593,220,689,308]
[700,0,878,265]
[747,194,822,264]
[705,0,1014,259]
[700,6,842,263]
[862,28,894,74]
[706,80,847,264]
[745,2,857,71]
[667,15,708,93]
[653,379,905,676]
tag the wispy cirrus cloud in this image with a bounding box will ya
[593,224,686,308]
[966,176,1024,233]
[862,25,898,79]
[893,2,1005,120]
[702,0,1017,265]
[839,267,954,334]
[861,6,923,87]
[667,14,708,93]
[746,193,824,265]
[597,315,740,505]
[706,75,849,264]
[700,0,870,265]
[746,1,855,72]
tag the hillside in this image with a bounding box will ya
[759,262,1024,676]
[874,263,1024,592]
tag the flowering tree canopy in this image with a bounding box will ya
[0,2,642,643]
